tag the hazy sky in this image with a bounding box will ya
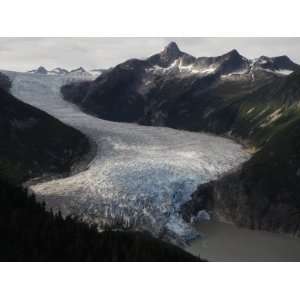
[1,37,300,72]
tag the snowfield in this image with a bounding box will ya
[6,71,250,244]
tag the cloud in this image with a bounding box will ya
[0,37,300,72]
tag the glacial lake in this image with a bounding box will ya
[187,221,300,261]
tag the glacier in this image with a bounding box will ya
[4,71,250,244]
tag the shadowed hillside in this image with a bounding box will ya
[0,180,201,261]
[0,73,90,184]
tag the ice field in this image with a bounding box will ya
[6,71,250,243]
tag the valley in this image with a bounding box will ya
[2,40,300,260]
[61,42,300,239]
[5,70,249,244]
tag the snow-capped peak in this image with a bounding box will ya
[28,66,48,75]
[161,42,181,56]
[66,67,96,79]
[252,55,299,75]
[49,67,69,75]
[69,67,87,74]
[28,66,69,76]
[26,66,97,79]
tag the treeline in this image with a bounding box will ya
[0,180,200,261]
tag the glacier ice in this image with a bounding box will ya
[5,71,250,243]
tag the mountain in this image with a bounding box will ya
[66,67,95,80]
[69,67,87,74]
[49,67,69,75]
[61,42,300,126]
[28,66,69,75]
[0,72,90,184]
[27,66,97,78]
[61,42,300,237]
[148,41,187,67]
[28,66,48,75]
[253,55,299,74]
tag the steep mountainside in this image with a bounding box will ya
[183,115,300,235]
[61,42,299,142]
[0,72,90,184]
[61,42,300,236]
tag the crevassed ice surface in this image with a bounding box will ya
[7,71,250,242]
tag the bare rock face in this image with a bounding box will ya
[181,128,300,237]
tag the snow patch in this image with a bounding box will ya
[275,69,294,75]
[263,68,294,76]
[260,108,283,127]
[247,108,255,114]
[147,59,217,76]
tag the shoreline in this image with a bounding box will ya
[185,220,300,261]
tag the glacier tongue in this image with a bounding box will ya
[6,71,250,244]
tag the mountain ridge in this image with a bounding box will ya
[27,66,103,77]
[60,42,300,237]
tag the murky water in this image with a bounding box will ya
[187,221,300,261]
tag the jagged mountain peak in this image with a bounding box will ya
[147,42,184,67]
[161,41,181,55]
[211,49,249,75]
[28,66,48,74]
[227,49,241,55]
[253,54,299,73]
[159,42,182,63]
[274,54,290,60]
[37,66,47,72]
[256,54,294,63]
[272,55,295,65]
[70,67,86,73]
[221,49,245,61]
[27,66,96,78]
